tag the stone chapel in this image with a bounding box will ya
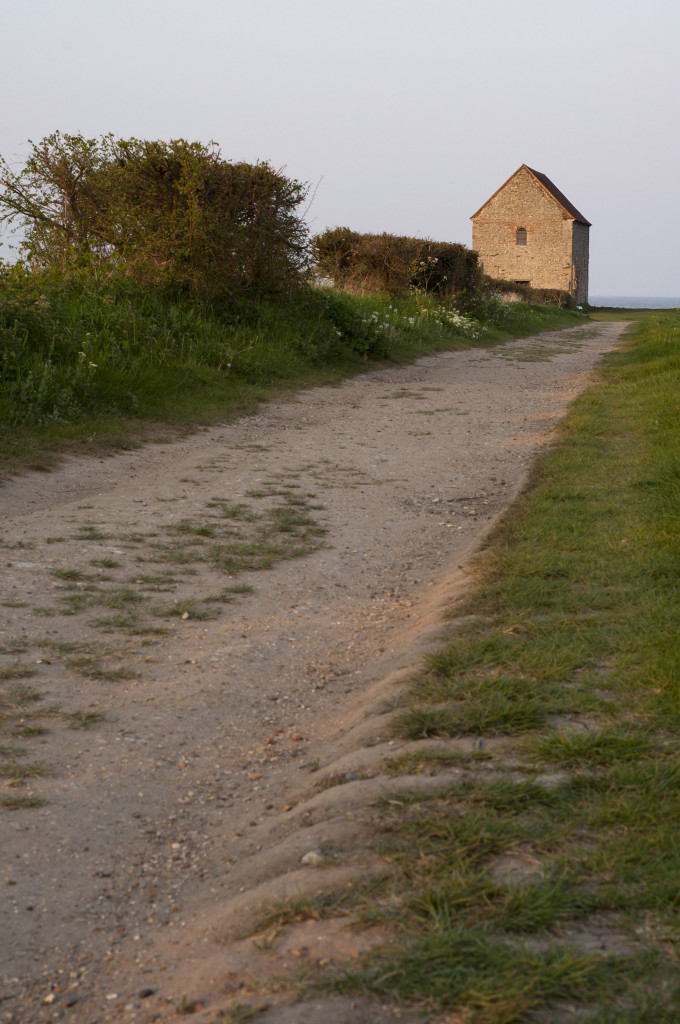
[471,165,590,304]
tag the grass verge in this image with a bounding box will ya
[253,310,680,1022]
[0,272,584,477]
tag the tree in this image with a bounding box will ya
[0,132,310,297]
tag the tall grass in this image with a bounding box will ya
[0,265,583,472]
[340,309,680,1021]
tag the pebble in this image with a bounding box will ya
[0,321,620,1023]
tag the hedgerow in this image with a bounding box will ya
[0,133,309,298]
[312,227,482,300]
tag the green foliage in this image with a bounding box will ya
[338,926,601,1017]
[313,227,482,299]
[291,310,680,1022]
[0,132,309,297]
[0,261,584,462]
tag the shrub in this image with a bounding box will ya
[0,133,310,299]
[312,228,482,300]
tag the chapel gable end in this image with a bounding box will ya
[470,165,590,304]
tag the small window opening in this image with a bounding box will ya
[516,227,527,246]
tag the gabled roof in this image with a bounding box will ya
[471,164,591,226]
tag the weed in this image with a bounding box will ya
[1,794,45,809]
[219,1003,271,1023]
[316,769,374,790]
[398,674,556,737]
[245,883,383,937]
[103,589,145,610]
[251,311,680,1020]
[89,613,142,631]
[4,283,579,480]
[74,525,111,541]
[176,995,196,1015]
[0,760,49,783]
[222,582,254,595]
[529,730,658,767]
[206,500,256,521]
[204,588,250,604]
[65,656,138,681]
[60,593,99,614]
[335,926,603,1018]
[154,599,216,621]
[383,748,493,776]
[126,623,171,636]
[0,641,28,655]
[67,710,104,728]
[0,663,36,680]
[1,670,104,807]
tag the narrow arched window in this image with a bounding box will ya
[516,227,527,246]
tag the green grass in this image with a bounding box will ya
[0,271,585,477]
[64,655,139,681]
[148,491,326,578]
[0,671,106,807]
[153,598,218,621]
[383,748,493,776]
[587,308,662,322]
[353,309,680,1020]
[239,310,680,1022]
[0,662,37,680]
[1,793,45,809]
[336,928,604,1018]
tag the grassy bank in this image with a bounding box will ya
[0,267,583,476]
[587,308,659,323]
[230,310,680,1023]
[321,309,680,1021]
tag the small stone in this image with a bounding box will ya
[301,851,323,867]
[138,987,156,998]
[43,993,56,1004]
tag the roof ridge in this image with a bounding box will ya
[471,165,591,226]
[525,166,591,226]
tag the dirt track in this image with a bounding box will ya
[0,321,627,1023]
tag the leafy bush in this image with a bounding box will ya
[312,228,482,300]
[0,269,402,426]
[0,259,585,434]
[0,133,309,298]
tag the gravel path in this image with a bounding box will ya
[0,321,627,1023]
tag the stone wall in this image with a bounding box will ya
[572,221,589,304]
[472,166,589,301]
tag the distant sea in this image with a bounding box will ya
[589,296,680,309]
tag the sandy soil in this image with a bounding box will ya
[0,321,627,1023]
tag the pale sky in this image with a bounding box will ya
[2,0,678,295]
